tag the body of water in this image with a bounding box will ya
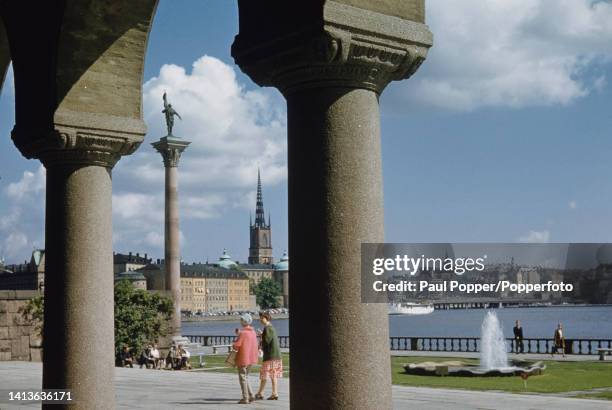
[182,306,612,339]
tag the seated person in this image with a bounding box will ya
[138,345,156,369]
[150,344,161,369]
[178,345,191,370]
[119,345,134,368]
[166,343,179,370]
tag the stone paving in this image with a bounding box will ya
[0,362,610,409]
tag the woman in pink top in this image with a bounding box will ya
[233,313,259,404]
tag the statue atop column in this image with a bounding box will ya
[153,94,190,340]
[162,91,182,136]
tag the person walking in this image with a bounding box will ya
[233,313,259,404]
[513,320,524,353]
[254,311,282,401]
[552,323,566,358]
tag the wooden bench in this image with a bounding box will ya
[598,348,612,361]
[211,344,232,354]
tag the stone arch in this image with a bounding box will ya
[54,0,159,123]
[1,0,158,159]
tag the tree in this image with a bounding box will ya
[19,295,44,337]
[253,277,282,309]
[114,280,173,356]
[21,281,174,357]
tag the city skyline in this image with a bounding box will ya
[2,0,612,264]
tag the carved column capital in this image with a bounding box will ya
[232,2,433,95]
[151,136,191,168]
[11,109,147,168]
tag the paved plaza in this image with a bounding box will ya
[0,362,609,409]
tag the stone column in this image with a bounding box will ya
[152,136,190,337]
[12,110,146,409]
[233,2,432,409]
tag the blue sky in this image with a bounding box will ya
[2,0,612,264]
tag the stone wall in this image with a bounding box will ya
[0,290,42,361]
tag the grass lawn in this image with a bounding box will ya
[392,356,612,398]
[191,354,612,400]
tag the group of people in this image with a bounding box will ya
[117,310,283,404]
[117,343,192,370]
[512,320,566,357]
[118,344,162,369]
[166,342,192,370]
[232,311,283,405]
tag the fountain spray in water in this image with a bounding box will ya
[480,311,509,370]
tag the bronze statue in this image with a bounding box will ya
[163,91,182,136]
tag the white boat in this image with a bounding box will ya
[388,303,434,315]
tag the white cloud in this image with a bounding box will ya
[182,194,227,220]
[144,231,163,248]
[111,55,287,255]
[119,55,287,191]
[389,0,612,111]
[569,200,577,210]
[112,192,163,224]
[0,207,21,231]
[6,166,45,201]
[2,232,29,260]
[0,165,46,261]
[519,230,551,243]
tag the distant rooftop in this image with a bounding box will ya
[142,263,248,280]
[114,252,152,265]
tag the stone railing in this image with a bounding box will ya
[184,335,611,356]
[389,337,612,355]
[185,335,290,349]
[389,336,612,355]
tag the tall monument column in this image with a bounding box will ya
[153,93,190,337]
[233,2,432,409]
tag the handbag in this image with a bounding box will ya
[225,350,237,367]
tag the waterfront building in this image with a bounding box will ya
[274,251,290,307]
[0,250,45,291]
[140,263,252,312]
[217,249,238,269]
[114,270,147,290]
[228,276,251,311]
[113,252,152,274]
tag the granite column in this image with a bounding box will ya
[11,112,147,409]
[233,2,432,408]
[152,136,190,337]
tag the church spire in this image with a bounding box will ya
[255,168,267,228]
[249,168,273,264]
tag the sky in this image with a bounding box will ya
[1,0,612,265]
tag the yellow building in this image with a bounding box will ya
[140,263,250,313]
[228,277,251,311]
[179,276,208,312]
